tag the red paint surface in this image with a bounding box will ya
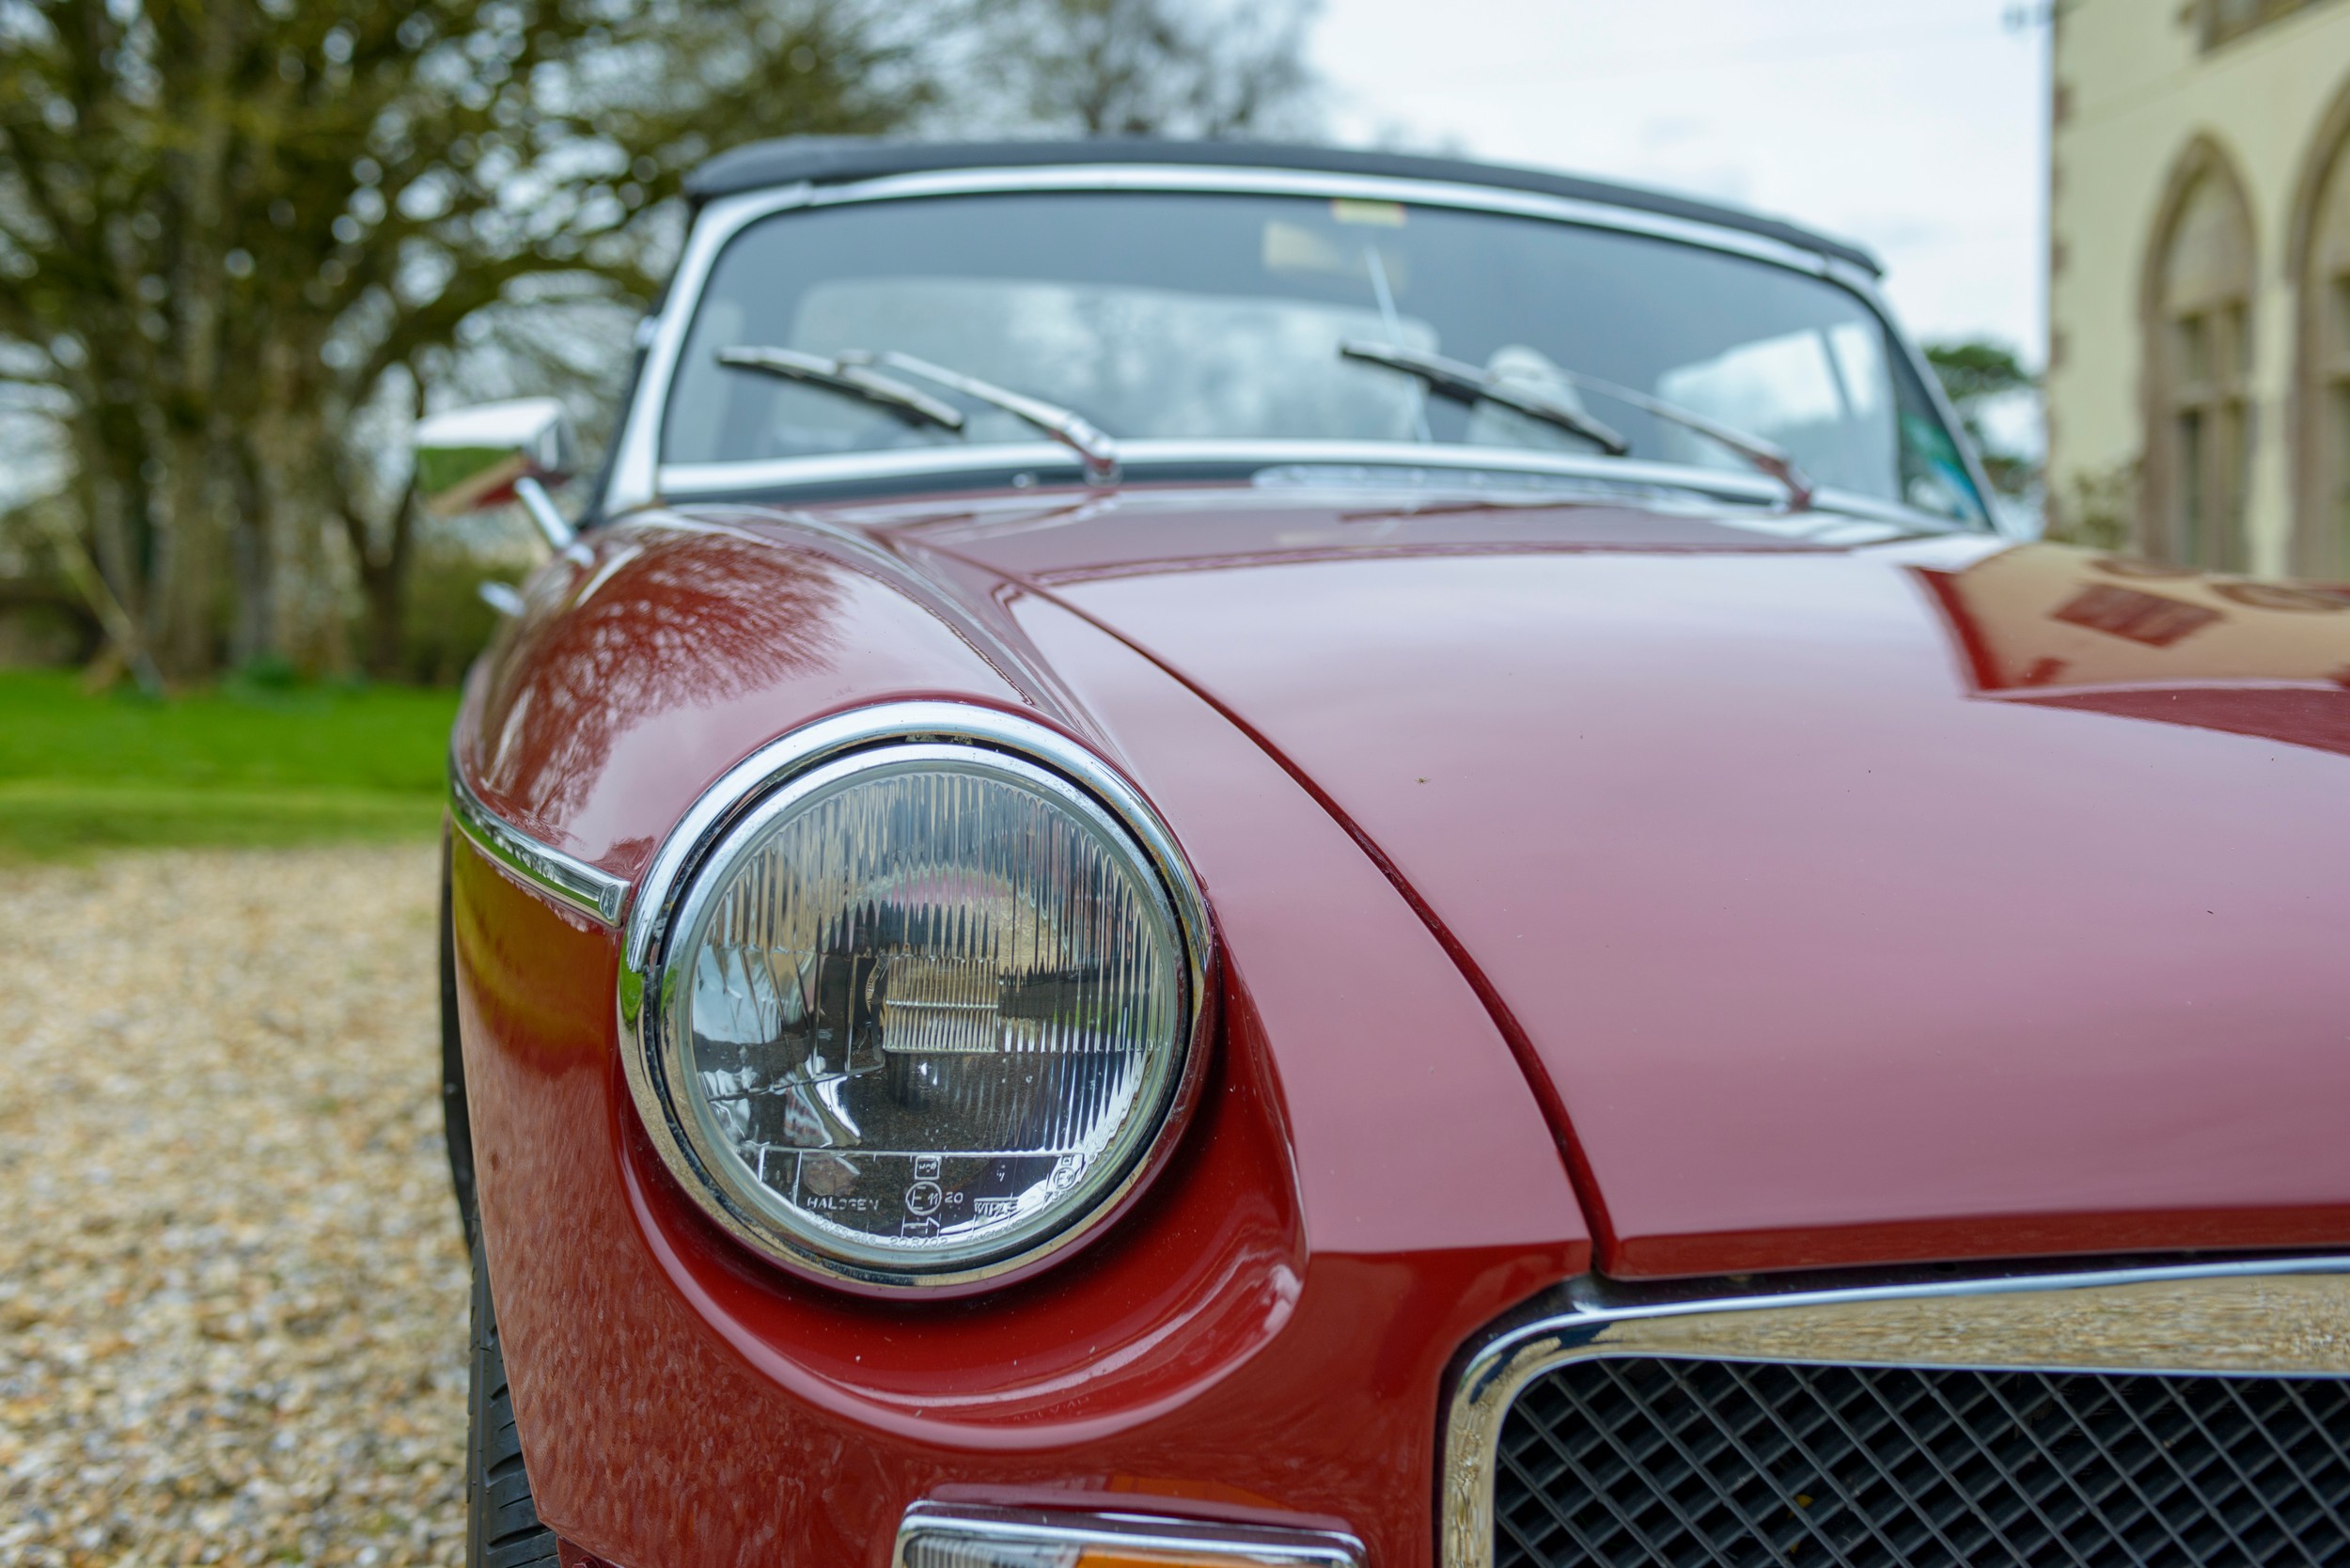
[452,501,1582,1568]
[461,514,1033,869]
[901,493,2350,1278]
[457,483,2350,1568]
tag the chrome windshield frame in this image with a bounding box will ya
[603,164,1998,525]
[1439,1254,2350,1568]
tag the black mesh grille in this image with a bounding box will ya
[1496,1358,2350,1567]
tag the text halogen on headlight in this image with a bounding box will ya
[660,745,1194,1283]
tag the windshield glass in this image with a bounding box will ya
[663,190,1984,521]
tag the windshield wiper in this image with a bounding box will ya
[716,346,966,433]
[1340,340,1629,457]
[1553,368,1815,510]
[718,345,1120,486]
[1340,339,1815,510]
[851,350,1119,486]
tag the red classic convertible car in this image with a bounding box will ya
[428,140,2350,1568]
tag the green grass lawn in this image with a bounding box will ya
[0,670,461,860]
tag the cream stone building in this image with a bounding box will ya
[2047,0,2350,576]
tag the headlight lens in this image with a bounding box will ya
[653,742,1198,1284]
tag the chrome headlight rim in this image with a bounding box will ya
[619,701,1214,1294]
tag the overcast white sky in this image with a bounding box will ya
[1309,0,2049,359]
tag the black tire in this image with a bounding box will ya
[468,1226,561,1568]
[441,840,478,1253]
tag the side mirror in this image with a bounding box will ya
[414,398,579,548]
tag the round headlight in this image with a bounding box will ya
[641,734,1204,1288]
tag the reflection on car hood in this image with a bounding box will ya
[896,489,2350,1279]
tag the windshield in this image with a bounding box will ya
[662,189,1985,521]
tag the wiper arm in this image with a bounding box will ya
[719,346,1119,485]
[1339,339,1815,510]
[1548,369,1815,511]
[1340,339,1629,457]
[716,346,966,433]
[844,350,1119,487]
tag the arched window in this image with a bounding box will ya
[2142,141,2258,569]
[2291,77,2350,579]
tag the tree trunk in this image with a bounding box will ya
[140,1,241,681]
[227,440,273,670]
[331,468,417,682]
[149,427,228,680]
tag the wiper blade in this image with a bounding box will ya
[1339,339,1815,510]
[1341,340,1629,457]
[846,350,1119,487]
[716,346,966,433]
[718,345,1119,486]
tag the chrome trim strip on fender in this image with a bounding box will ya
[895,1502,1366,1568]
[603,163,1895,517]
[446,763,630,926]
[617,699,1216,1293]
[1439,1254,2350,1568]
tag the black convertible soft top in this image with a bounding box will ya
[683,136,1883,277]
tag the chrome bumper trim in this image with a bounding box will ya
[447,763,630,926]
[1440,1254,2350,1568]
[895,1503,1365,1568]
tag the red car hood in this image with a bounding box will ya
[897,488,2350,1278]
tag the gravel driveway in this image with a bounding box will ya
[0,844,465,1567]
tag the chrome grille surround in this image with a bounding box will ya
[1442,1257,2350,1568]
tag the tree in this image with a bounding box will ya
[972,0,1322,138]
[3,0,1325,683]
[1,0,936,680]
[1924,338,2041,503]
